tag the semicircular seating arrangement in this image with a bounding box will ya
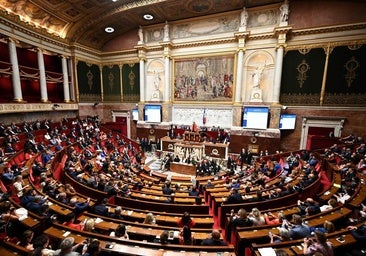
[0,118,365,256]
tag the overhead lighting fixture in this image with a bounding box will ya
[105,27,115,33]
[143,14,154,20]
[112,0,118,2]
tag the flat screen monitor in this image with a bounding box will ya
[279,114,296,130]
[144,104,162,123]
[131,109,138,121]
[242,106,269,129]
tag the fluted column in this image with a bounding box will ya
[273,26,291,104]
[8,38,23,102]
[139,58,145,102]
[235,49,244,103]
[164,56,170,102]
[61,56,70,102]
[272,45,284,103]
[37,48,48,102]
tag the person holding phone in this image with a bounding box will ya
[303,230,334,256]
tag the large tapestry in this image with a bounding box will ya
[77,61,101,102]
[122,63,140,102]
[280,48,325,105]
[102,65,121,102]
[173,55,235,102]
[324,44,366,105]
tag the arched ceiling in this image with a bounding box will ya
[0,0,283,50]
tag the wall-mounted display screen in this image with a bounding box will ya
[279,114,296,130]
[131,109,138,121]
[144,104,162,123]
[242,106,269,129]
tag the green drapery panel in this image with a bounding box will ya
[280,48,325,105]
[77,61,101,102]
[102,65,121,102]
[324,44,366,105]
[122,63,140,102]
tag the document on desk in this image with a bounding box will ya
[258,247,276,256]
[95,218,103,224]
[63,231,71,237]
[127,210,133,215]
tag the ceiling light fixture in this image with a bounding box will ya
[105,27,115,33]
[112,0,118,2]
[143,14,154,20]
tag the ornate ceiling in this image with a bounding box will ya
[0,0,283,50]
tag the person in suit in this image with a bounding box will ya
[93,198,109,216]
[226,188,243,204]
[230,208,253,229]
[201,230,227,246]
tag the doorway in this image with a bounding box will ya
[112,111,131,138]
[300,116,345,150]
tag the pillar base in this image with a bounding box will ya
[41,99,50,103]
[13,98,26,103]
[64,99,71,103]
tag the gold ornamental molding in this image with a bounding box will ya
[0,14,69,49]
[0,103,78,114]
[248,32,274,40]
[172,38,236,49]
[285,39,366,52]
[291,22,366,36]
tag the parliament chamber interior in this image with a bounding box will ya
[0,0,366,255]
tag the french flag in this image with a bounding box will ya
[202,108,207,125]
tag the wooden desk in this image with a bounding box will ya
[161,136,229,159]
[170,162,196,176]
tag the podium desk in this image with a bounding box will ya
[170,162,197,176]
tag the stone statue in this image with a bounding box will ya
[151,70,162,100]
[163,21,169,41]
[239,7,248,31]
[138,26,144,44]
[252,65,264,89]
[279,0,289,25]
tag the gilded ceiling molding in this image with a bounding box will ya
[0,14,69,49]
[172,38,236,49]
[248,33,274,40]
[291,22,366,36]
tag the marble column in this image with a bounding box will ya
[235,49,244,103]
[37,48,48,102]
[139,59,145,102]
[61,56,70,102]
[272,45,284,104]
[8,39,23,101]
[164,56,170,102]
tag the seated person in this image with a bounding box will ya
[288,214,311,240]
[201,230,227,246]
[93,198,109,216]
[179,225,194,245]
[177,212,196,228]
[154,230,170,244]
[110,223,129,240]
[63,212,84,231]
[230,208,253,228]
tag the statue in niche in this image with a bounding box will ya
[250,64,266,102]
[239,7,248,32]
[151,70,162,101]
[138,26,144,44]
[279,0,289,26]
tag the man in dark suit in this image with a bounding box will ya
[226,188,243,204]
[93,198,109,216]
[201,230,227,246]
